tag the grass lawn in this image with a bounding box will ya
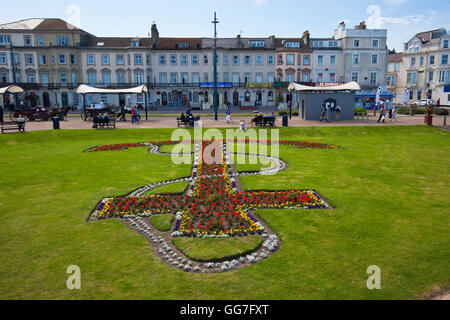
[0,125,448,299]
[149,214,174,232]
[172,236,262,262]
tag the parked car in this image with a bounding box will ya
[412,100,432,107]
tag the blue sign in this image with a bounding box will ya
[200,82,233,88]
[444,86,450,93]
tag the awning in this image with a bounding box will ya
[76,84,149,94]
[0,85,26,94]
[288,81,361,92]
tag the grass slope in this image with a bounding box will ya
[0,126,448,299]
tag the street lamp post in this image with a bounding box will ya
[7,44,19,109]
[212,12,219,121]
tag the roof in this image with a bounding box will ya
[412,28,447,43]
[85,37,153,48]
[0,18,81,31]
[157,38,202,49]
[388,53,403,63]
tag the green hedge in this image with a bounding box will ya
[433,108,449,116]
[354,107,367,115]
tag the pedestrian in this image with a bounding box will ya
[119,104,126,121]
[377,107,386,123]
[387,100,393,120]
[320,104,326,122]
[135,107,140,124]
[239,120,247,132]
[437,98,440,108]
[391,107,397,122]
[225,106,232,123]
[372,103,377,117]
[131,106,136,124]
[325,105,330,122]
[335,105,341,121]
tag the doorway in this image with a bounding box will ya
[43,92,50,108]
[233,91,239,107]
[161,92,168,106]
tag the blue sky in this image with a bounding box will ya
[1,0,449,51]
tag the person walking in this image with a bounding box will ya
[387,100,393,120]
[131,106,136,124]
[377,107,386,123]
[437,98,440,108]
[391,106,397,122]
[335,105,341,121]
[135,107,140,124]
[225,106,232,123]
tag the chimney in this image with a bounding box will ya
[269,35,275,46]
[151,23,159,48]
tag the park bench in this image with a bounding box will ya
[93,117,116,129]
[1,121,25,133]
[177,117,199,128]
[255,117,276,127]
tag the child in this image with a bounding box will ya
[239,120,247,132]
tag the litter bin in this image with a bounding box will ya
[52,116,60,130]
[282,114,288,127]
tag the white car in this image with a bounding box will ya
[412,100,431,107]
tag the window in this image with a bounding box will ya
[303,55,310,65]
[372,39,379,47]
[428,71,434,82]
[244,73,251,82]
[352,54,359,64]
[244,91,250,102]
[353,39,360,47]
[215,54,219,64]
[159,73,167,84]
[27,73,35,83]
[38,36,45,47]
[170,55,177,65]
[117,72,125,84]
[388,75,396,86]
[181,73,188,84]
[71,72,78,85]
[204,72,209,82]
[268,73,274,83]
[0,35,11,45]
[233,55,239,65]
[191,55,199,65]
[24,35,32,46]
[249,40,265,48]
[60,72,68,85]
[87,54,95,65]
[135,73,143,85]
[285,42,300,48]
[70,54,76,64]
[430,56,435,65]
[417,90,422,100]
[370,72,377,85]
[100,94,108,104]
[204,55,208,64]
[13,53,19,65]
[441,54,448,65]
[256,73,263,83]
[131,41,139,47]
[117,55,124,65]
[394,63,400,72]
[57,54,65,64]
[244,56,251,65]
[317,55,323,65]
[146,54,151,65]
[170,73,178,84]
[329,41,338,47]
[25,54,34,65]
[223,54,228,66]
[329,72,336,82]
[102,73,111,85]
[443,40,449,49]
[438,70,449,83]
[40,73,48,85]
[88,72,96,85]
[159,55,166,65]
[192,73,199,84]
[268,55,274,65]
[303,73,310,82]
[330,55,336,65]
[181,55,188,65]
[232,73,239,84]
[133,54,142,65]
[287,54,294,65]
[313,41,324,47]
[0,53,6,65]
[411,57,416,67]
[351,72,359,82]
[277,54,283,65]
[419,56,424,66]
[256,55,263,65]
[407,71,417,84]
[316,72,324,82]
[371,54,378,64]
[101,55,109,65]
[57,36,69,46]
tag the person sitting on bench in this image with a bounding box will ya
[250,113,263,127]
[17,115,26,127]
[119,105,126,121]
[180,113,187,123]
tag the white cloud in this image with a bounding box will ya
[366,5,424,28]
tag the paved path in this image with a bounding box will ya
[11,114,450,132]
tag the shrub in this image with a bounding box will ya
[433,108,449,116]
[397,107,411,115]
[354,107,367,115]
[278,110,287,116]
[293,111,299,116]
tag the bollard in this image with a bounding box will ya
[444,116,447,126]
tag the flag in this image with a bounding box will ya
[376,87,381,106]
[403,87,410,107]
